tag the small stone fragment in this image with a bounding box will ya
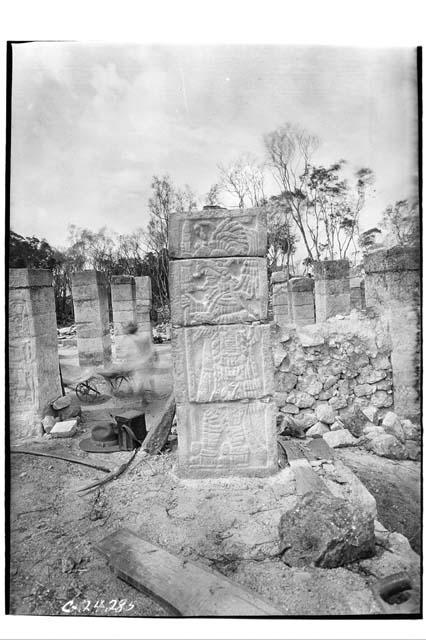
[354,384,375,397]
[42,415,58,434]
[306,422,330,438]
[362,425,385,439]
[381,411,405,443]
[328,395,348,410]
[286,390,315,409]
[361,405,379,425]
[370,390,393,408]
[50,419,78,438]
[401,419,419,441]
[365,434,407,460]
[281,404,299,414]
[330,420,343,431]
[323,375,339,390]
[52,396,71,411]
[405,440,420,461]
[323,429,357,448]
[315,404,336,425]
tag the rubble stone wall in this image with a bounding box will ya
[111,275,136,359]
[272,313,394,423]
[9,269,62,442]
[169,207,277,478]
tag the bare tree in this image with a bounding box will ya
[264,123,319,258]
[218,154,266,209]
[204,183,222,207]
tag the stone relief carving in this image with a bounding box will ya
[171,258,267,325]
[173,325,272,403]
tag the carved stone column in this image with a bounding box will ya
[169,207,277,477]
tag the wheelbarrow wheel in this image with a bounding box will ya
[75,377,101,403]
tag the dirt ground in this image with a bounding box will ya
[8,343,422,617]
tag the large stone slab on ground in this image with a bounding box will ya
[365,433,407,460]
[169,207,267,259]
[169,257,267,326]
[172,324,273,403]
[176,400,277,477]
[278,491,375,568]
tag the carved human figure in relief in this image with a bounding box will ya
[180,259,259,324]
[188,403,268,469]
[192,327,263,402]
[181,217,252,257]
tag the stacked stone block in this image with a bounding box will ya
[71,270,111,367]
[313,259,350,321]
[169,207,278,478]
[9,269,62,442]
[134,276,152,338]
[288,277,315,326]
[350,276,365,311]
[271,269,290,327]
[111,275,136,359]
[364,247,420,417]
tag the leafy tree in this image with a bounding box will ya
[380,198,420,247]
[264,123,374,262]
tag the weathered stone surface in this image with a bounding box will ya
[370,354,391,370]
[273,344,288,368]
[323,375,338,390]
[52,396,71,411]
[42,415,57,433]
[315,404,335,425]
[170,257,267,326]
[357,366,386,385]
[134,276,152,334]
[306,422,330,438]
[271,269,289,284]
[361,405,379,424]
[381,411,405,442]
[286,390,315,409]
[363,425,385,438]
[323,429,357,448]
[405,440,420,461]
[330,420,344,431]
[292,412,317,431]
[328,395,348,410]
[354,383,375,397]
[72,270,112,367]
[273,391,288,408]
[370,390,393,408]
[278,491,375,568]
[365,433,407,460]
[169,207,267,259]
[297,374,322,397]
[172,324,273,403]
[176,400,277,477]
[338,406,369,438]
[9,269,62,442]
[364,246,420,417]
[280,404,299,414]
[401,419,419,441]
[296,327,324,347]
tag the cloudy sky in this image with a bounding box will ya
[10,42,418,248]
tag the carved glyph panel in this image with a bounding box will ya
[170,257,267,326]
[169,209,267,259]
[176,400,277,477]
[172,324,273,403]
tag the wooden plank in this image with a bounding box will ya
[303,438,335,461]
[142,394,175,455]
[96,528,284,616]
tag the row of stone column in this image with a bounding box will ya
[72,272,152,365]
[271,260,366,327]
[8,268,153,442]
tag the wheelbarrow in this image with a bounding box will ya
[60,364,131,404]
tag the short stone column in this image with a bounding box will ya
[111,275,136,359]
[364,247,420,417]
[71,270,111,367]
[350,276,365,311]
[169,207,277,478]
[271,269,290,326]
[134,276,152,338]
[313,259,350,321]
[288,277,315,326]
[9,269,62,441]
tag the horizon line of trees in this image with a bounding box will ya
[9,122,419,325]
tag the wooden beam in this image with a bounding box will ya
[96,528,284,616]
